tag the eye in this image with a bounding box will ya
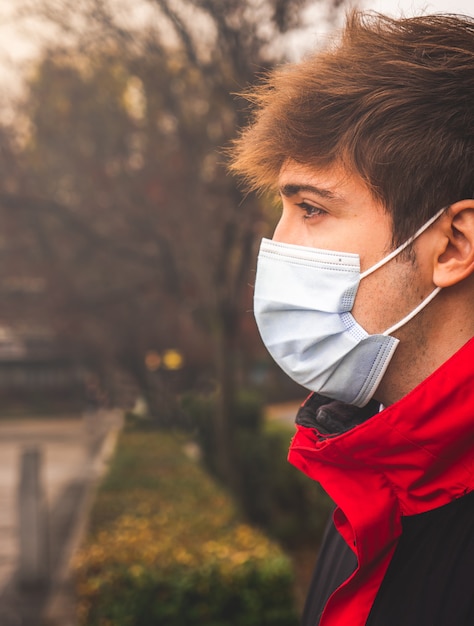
[296,202,326,220]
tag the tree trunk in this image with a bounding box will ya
[213,317,239,491]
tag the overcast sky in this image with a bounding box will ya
[367,0,473,16]
[0,0,472,95]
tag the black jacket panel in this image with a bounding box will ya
[303,491,474,626]
[366,489,474,626]
[301,518,356,626]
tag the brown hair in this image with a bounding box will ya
[229,11,474,244]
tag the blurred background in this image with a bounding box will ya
[0,0,470,625]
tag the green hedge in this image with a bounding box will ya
[182,390,333,549]
[237,419,333,548]
[74,431,299,626]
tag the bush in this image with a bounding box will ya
[237,420,333,548]
[182,390,333,549]
[74,431,298,626]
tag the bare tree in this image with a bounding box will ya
[1,0,346,485]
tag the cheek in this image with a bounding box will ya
[352,263,422,335]
[351,279,386,334]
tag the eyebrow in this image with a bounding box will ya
[279,183,341,200]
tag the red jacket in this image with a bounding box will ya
[288,338,474,626]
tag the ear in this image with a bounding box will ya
[433,200,474,288]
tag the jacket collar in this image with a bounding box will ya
[289,336,474,516]
[288,338,474,626]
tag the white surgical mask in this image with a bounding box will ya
[254,208,445,407]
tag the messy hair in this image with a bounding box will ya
[229,11,474,244]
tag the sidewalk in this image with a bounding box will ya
[0,410,123,626]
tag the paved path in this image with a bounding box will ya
[264,400,303,424]
[0,410,123,626]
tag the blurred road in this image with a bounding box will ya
[264,400,303,424]
[0,410,123,626]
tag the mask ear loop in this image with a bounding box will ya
[382,286,442,336]
[360,206,448,280]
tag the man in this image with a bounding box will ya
[229,11,474,626]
